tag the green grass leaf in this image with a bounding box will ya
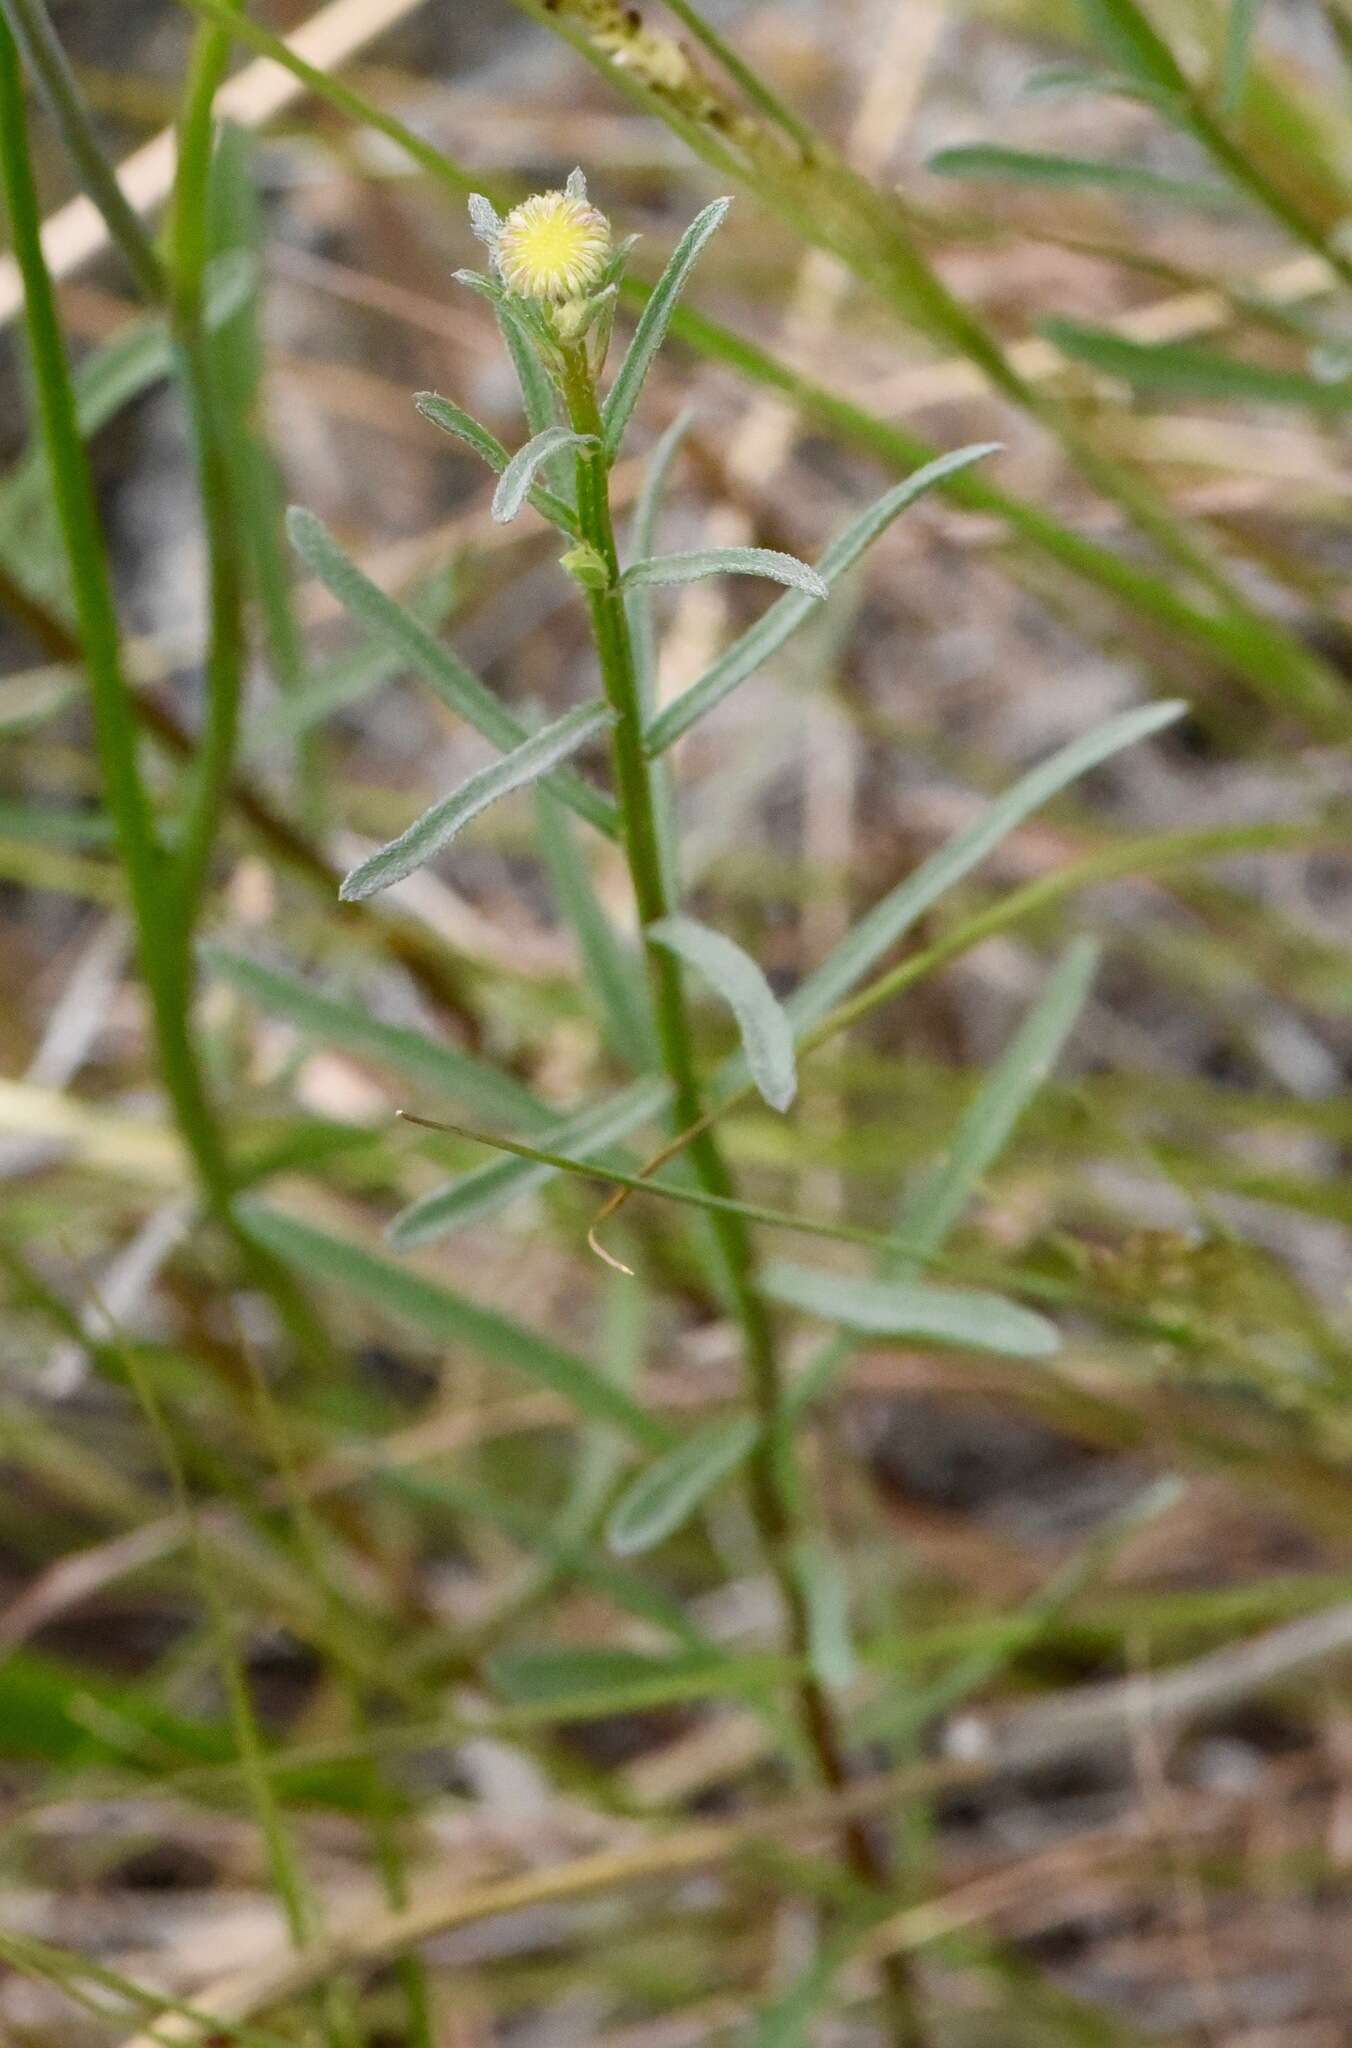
[761,1261,1061,1357]
[649,913,797,1112]
[1044,317,1352,408]
[338,699,615,901]
[928,144,1231,209]
[602,196,731,457]
[1075,0,1190,94]
[607,1415,760,1556]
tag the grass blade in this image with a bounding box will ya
[793,1539,856,1692]
[1044,317,1352,408]
[1220,0,1264,113]
[928,144,1231,209]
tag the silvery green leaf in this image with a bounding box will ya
[413,391,509,470]
[627,407,696,716]
[793,1540,856,1691]
[340,698,615,901]
[648,914,796,1112]
[622,547,827,599]
[761,1261,1060,1359]
[242,1205,671,1451]
[467,191,502,250]
[492,427,597,524]
[645,444,999,754]
[414,393,580,534]
[390,1077,666,1246]
[603,197,730,457]
[899,936,1100,1261]
[204,946,547,1129]
[607,1416,761,1556]
[786,937,1100,1425]
[536,792,655,1073]
[1219,0,1262,116]
[285,505,617,838]
[790,700,1185,1029]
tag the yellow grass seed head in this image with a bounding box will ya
[496,189,612,303]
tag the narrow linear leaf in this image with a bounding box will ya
[535,791,656,1073]
[258,565,459,745]
[762,1261,1061,1359]
[285,506,617,838]
[627,406,696,715]
[793,1540,856,1692]
[340,699,615,901]
[240,1203,673,1450]
[413,391,578,531]
[622,547,827,598]
[392,1467,701,1646]
[602,197,731,457]
[203,946,548,1130]
[607,1416,761,1557]
[649,914,796,1112]
[899,936,1101,1261]
[646,443,999,754]
[928,145,1230,209]
[492,427,597,524]
[1220,0,1263,113]
[390,1077,667,1247]
[1075,0,1190,93]
[790,700,1185,1031]
[1044,318,1352,409]
[414,390,509,469]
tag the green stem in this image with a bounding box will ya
[558,340,925,2047]
[0,2,327,1372]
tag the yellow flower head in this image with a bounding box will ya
[496,189,612,303]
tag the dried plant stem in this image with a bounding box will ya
[557,341,926,2047]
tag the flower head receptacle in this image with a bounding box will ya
[496,188,612,304]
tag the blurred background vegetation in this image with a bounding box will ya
[2,1,1352,2042]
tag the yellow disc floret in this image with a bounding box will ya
[496,189,612,302]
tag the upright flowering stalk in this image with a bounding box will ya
[299,172,1010,2043]
[458,176,927,2047]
